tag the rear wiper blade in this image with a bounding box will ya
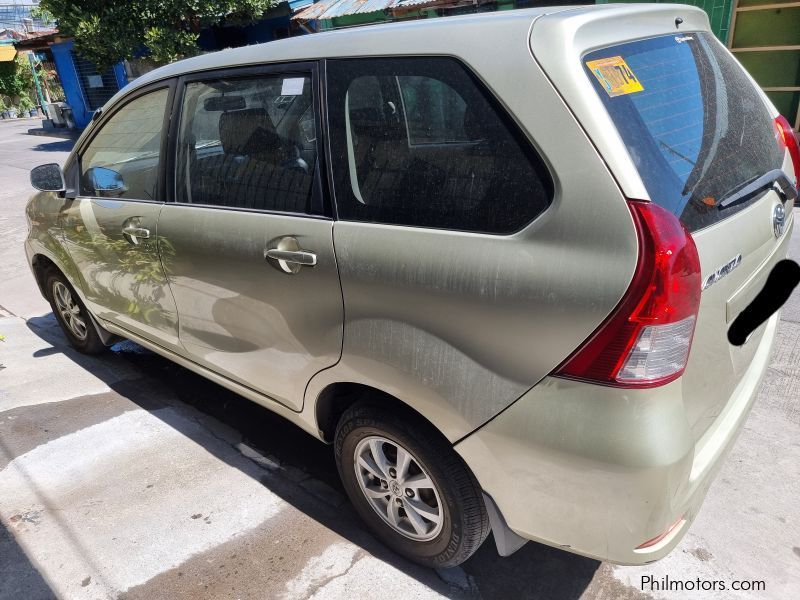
[718,169,797,210]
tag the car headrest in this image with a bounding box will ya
[219,108,270,155]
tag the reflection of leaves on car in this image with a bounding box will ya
[64,220,176,326]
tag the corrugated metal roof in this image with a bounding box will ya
[392,0,442,7]
[293,0,399,21]
[292,0,456,20]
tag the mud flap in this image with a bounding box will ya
[483,492,528,557]
[88,313,120,346]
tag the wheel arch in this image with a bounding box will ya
[314,381,529,559]
[30,253,59,298]
[28,244,85,302]
[314,382,448,445]
[31,252,118,346]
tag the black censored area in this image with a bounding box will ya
[728,259,800,346]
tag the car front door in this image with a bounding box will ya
[61,83,181,351]
[157,63,342,411]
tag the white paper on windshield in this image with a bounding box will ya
[281,78,305,96]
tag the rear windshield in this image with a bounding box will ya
[584,33,784,232]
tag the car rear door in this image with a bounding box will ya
[157,63,343,412]
[321,55,642,440]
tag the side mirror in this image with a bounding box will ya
[86,166,127,198]
[30,163,65,192]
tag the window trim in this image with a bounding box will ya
[75,79,177,204]
[165,60,332,218]
[322,56,555,236]
[320,59,339,221]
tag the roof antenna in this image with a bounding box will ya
[675,17,684,29]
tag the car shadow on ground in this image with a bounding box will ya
[22,313,601,599]
[0,522,55,600]
[30,139,76,153]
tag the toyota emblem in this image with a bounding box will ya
[773,203,786,238]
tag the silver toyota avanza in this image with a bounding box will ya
[25,5,799,568]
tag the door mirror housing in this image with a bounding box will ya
[30,163,65,192]
[86,166,127,198]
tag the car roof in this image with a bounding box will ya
[92,0,710,172]
[121,5,603,91]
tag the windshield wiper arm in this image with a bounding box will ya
[718,169,797,210]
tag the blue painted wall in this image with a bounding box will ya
[50,40,127,129]
[47,2,306,129]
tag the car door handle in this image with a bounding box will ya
[265,249,317,266]
[122,224,150,245]
[265,236,317,274]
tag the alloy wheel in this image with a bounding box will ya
[354,435,444,541]
[52,281,88,341]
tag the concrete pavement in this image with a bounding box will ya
[0,117,798,599]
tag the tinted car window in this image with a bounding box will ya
[398,76,469,145]
[80,88,168,200]
[584,33,784,232]
[175,74,316,213]
[327,58,552,234]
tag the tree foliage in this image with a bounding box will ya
[39,1,276,69]
[0,55,35,102]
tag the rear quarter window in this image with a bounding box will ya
[326,57,553,234]
[584,33,784,232]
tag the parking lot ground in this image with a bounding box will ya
[1,118,798,599]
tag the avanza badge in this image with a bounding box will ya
[703,254,743,290]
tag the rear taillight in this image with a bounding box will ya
[555,200,701,388]
[775,115,800,189]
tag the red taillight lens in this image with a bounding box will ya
[775,115,800,189]
[555,200,701,388]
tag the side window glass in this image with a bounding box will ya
[175,73,316,213]
[328,58,553,234]
[80,88,169,200]
[398,76,469,145]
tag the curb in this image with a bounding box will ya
[0,116,42,122]
[27,127,80,140]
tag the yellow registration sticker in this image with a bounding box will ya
[586,56,644,97]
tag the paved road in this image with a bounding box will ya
[0,118,798,600]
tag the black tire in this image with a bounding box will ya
[45,270,105,354]
[335,402,489,568]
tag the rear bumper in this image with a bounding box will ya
[454,312,779,564]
